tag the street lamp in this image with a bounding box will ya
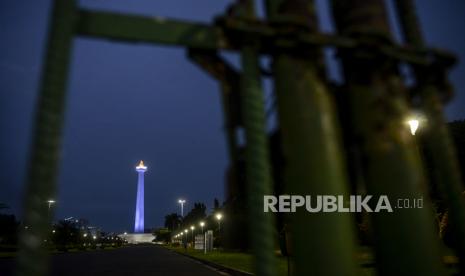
[46,200,56,223]
[184,229,188,246]
[199,221,205,234]
[178,199,186,217]
[190,226,195,243]
[47,199,56,210]
[407,119,420,135]
[215,213,223,232]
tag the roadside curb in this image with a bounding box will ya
[167,248,253,276]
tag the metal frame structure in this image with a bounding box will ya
[16,0,464,275]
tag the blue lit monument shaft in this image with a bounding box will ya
[134,161,147,233]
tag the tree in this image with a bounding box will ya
[181,202,206,228]
[0,205,19,245]
[153,228,171,243]
[213,198,220,210]
[52,220,80,251]
[164,213,181,231]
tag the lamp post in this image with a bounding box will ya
[215,213,222,232]
[190,226,195,243]
[178,199,186,217]
[184,229,188,247]
[199,221,205,234]
[47,199,56,210]
[46,199,56,223]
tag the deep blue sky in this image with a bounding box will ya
[1,0,464,232]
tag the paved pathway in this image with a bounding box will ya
[0,245,223,276]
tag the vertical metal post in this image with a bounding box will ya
[241,44,277,276]
[266,1,359,275]
[331,0,446,275]
[394,0,465,271]
[237,2,277,275]
[16,1,77,276]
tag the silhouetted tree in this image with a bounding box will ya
[181,202,206,228]
[153,228,171,243]
[0,204,19,245]
[164,213,181,231]
[52,220,80,251]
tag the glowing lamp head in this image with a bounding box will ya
[200,221,205,227]
[190,226,195,230]
[216,213,223,221]
[178,199,185,204]
[136,160,147,172]
[184,229,188,233]
[407,119,420,135]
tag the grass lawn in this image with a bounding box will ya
[168,246,289,275]
[167,245,380,275]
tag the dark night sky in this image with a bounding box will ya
[1,0,464,232]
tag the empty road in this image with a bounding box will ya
[0,245,224,276]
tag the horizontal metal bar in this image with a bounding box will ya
[76,10,231,49]
[187,49,239,82]
[75,10,456,68]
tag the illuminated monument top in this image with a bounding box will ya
[136,160,147,171]
[134,160,147,233]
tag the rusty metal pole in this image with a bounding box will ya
[16,1,77,276]
[265,1,359,275]
[394,0,465,271]
[331,0,446,275]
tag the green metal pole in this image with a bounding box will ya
[237,2,277,275]
[16,1,77,276]
[266,1,359,275]
[331,0,446,275]
[394,0,465,271]
[241,44,277,276]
